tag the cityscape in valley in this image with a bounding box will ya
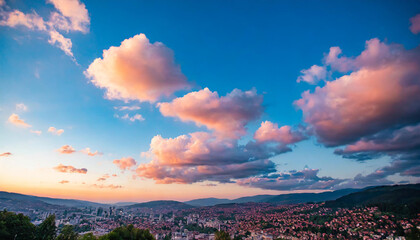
[1,0,420,239]
[1,184,419,239]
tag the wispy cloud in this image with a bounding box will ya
[8,113,31,128]
[48,126,64,136]
[81,147,102,156]
[0,152,12,157]
[53,164,87,174]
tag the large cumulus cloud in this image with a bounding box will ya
[135,131,299,184]
[85,34,190,103]
[158,88,264,138]
[296,39,420,147]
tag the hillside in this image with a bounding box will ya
[325,184,420,216]
[184,198,231,207]
[125,200,194,210]
[0,191,107,208]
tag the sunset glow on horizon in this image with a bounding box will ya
[1,0,420,203]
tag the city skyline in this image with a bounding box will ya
[1,0,420,203]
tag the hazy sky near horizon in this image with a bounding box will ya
[1,0,420,203]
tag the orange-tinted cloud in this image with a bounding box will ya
[8,113,31,128]
[159,88,263,139]
[81,147,101,156]
[296,39,420,146]
[57,145,76,154]
[0,152,12,157]
[92,184,122,189]
[48,126,64,136]
[30,130,42,135]
[410,14,420,34]
[254,121,306,145]
[53,164,87,174]
[113,157,137,170]
[59,180,69,184]
[85,34,190,103]
[136,132,286,184]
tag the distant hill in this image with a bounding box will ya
[184,198,231,207]
[125,200,194,210]
[265,188,360,205]
[184,189,361,207]
[0,191,108,208]
[325,184,420,216]
[112,202,139,207]
[232,194,275,204]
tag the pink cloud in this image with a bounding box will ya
[97,174,110,181]
[254,121,306,145]
[0,152,12,157]
[410,14,420,34]
[48,126,64,136]
[296,39,420,146]
[92,184,122,189]
[81,147,101,156]
[57,145,76,154]
[85,34,190,103]
[0,0,89,60]
[47,0,90,33]
[159,88,263,139]
[0,10,46,30]
[136,132,285,184]
[53,164,87,174]
[8,113,31,128]
[296,65,327,84]
[30,130,42,135]
[113,157,137,171]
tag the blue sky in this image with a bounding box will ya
[1,0,420,202]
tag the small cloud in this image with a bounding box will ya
[59,180,69,184]
[97,174,110,181]
[30,130,42,135]
[113,157,137,171]
[0,152,12,157]
[92,184,122,189]
[296,65,327,84]
[57,145,76,154]
[8,113,31,128]
[15,103,28,111]
[53,164,87,174]
[118,113,145,122]
[81,147,102,156]
[48,126,64,136]
[410,13,420,34]
[114,106,141,111]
